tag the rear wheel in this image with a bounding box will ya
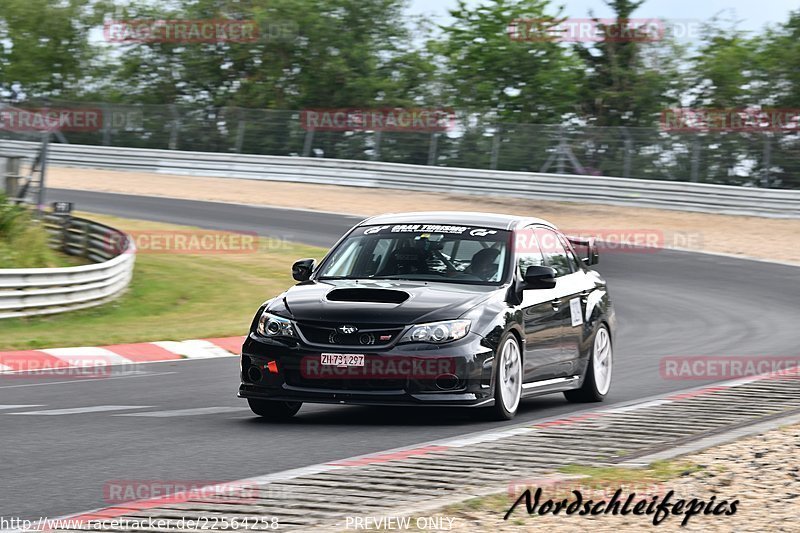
[482,333,523,420]
[247,398,302,420]
[565,324,612,403]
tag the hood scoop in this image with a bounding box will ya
[326,288,410,304]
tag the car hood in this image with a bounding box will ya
[267,279,499,325]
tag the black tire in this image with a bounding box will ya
[564,324,612,403]
[247,398,302,420]
[480,332,523,421]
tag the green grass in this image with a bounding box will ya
[0,195,83,268]
[0,213,326,350]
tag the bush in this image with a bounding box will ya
[0,195,63,268]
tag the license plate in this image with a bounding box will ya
[321,353,365,367]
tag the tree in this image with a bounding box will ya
[435,0,583,123]
[757,10,800,108]
[575,0,684,128]
[756,11,800,187]
[91,0,435,157]
[0,0,104,101]
[98,0,431,109]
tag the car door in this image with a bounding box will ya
[557,233,596,364]
[515,226,564,383]
[534,227,594,375]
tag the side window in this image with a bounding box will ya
[558,234,582,272]
[515,227,546,276]
[534,227,573,277]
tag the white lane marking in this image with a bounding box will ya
[152,340,233,359]
[724,374,776,388]
[247,464,345,484]
[0,404,44,410]
[444,426,536,448]
[603,399,672,414]
[114,406,246,417]
[41,347,132,366]
[6,405,152,415]
[0,371,176,389]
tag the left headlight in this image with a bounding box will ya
[257,311,297,338]
[399,319,471,344]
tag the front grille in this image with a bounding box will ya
[284,369,406,391]
[296,322,404,347]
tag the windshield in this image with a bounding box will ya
[318,224,511,285]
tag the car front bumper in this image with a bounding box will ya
[238,332,497,407]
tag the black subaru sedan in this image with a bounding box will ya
[239,212,615,421]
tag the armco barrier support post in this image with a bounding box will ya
[1,155,23,200]
[490,126,501,170]
[427,133,439,166]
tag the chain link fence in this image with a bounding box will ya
[1,101,798,188]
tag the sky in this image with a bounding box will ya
[408,0,797,34]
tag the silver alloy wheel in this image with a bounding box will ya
[499,337,522,413]
[592,326,613,395]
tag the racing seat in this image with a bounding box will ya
[466,247,501,280]
[376,247,429,276]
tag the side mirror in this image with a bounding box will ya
[292,258,316,281]
[523,265,557,289]
[567,235,599,266]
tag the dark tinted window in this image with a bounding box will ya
[534,227,573,277]
[559,234,582,272]
[515,226,546,276]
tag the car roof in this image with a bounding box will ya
[357,211,557,231]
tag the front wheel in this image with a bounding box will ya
[247,398,302,420]
[482,333,523,421]
[565,324,612,403]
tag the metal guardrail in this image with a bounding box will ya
[2,140,799,218]
[0,214,136,319]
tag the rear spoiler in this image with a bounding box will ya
[566,235,599,266]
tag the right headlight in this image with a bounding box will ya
[257,311,297,338]
[399,319,471,344]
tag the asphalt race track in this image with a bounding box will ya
[2,188,798,519]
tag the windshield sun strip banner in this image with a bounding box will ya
[356,225,507,239]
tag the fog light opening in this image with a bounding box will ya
[247,366,263,383]
[435,373,460,390]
